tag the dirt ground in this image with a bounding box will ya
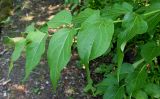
[0,0,101,99]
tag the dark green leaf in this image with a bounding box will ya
[118,13,148,51]
[143,2,160,32]
[117,13,148,80]
[103,85,125,99]
[101,2,133,19]
[144,83,160,98]
[141,41,160,62]
[95,74,118,95]
[133,90,148,99]
[119,63,134,80]
[126,65,147,94]
[120,63,134,75]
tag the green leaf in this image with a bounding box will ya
[118,13,148,51]
[95,74,118,95]
[95,64,108,74]
[24,30,47,81]
[47,28,75,90]
[39,24,48,34]
[126,65,147,94]
[144,83,160,98]
[143,2,160,32]
[103,85,125,99]
[77,12,114,64]
[2,37,26,61]
[133,59,144,69]
[3,36,22,45]
[11,38,26,61]
[133,90,148,99]
[117,13,148,80]
[47,10,72,29]
[25,23,35,33]
[141,42,160,62]
[73,8,98,26]
[101,2,133,19]
[65,0,79,4]
[120,63,134,75]
[8,37,26,76]
[119,63,134,80]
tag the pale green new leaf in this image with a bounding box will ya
[47,28,75,90]
[141,42,160,62]
[77,12,114,64]
[101,2,133,19]
[144,83,160,98]
[24,30,47,80]
[47,10,72,29]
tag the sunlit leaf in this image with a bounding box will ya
[73,8,98,26]
[9,38,26,76]
[25,23,35,33]
[24,30,47,80]
[47,10,72,29]
[39,24,48,34]
[47,28,75,90]
[77,11,114,64]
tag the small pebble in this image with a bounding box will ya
[65,77,68,79]
[3,91,7,97]
[46,81,49,85]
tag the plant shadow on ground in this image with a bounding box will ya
[0,0,101,99]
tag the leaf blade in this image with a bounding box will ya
[47,28,75,90]
[47,10,72,29]
[24,30,47,81]
[77,13,114,64]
